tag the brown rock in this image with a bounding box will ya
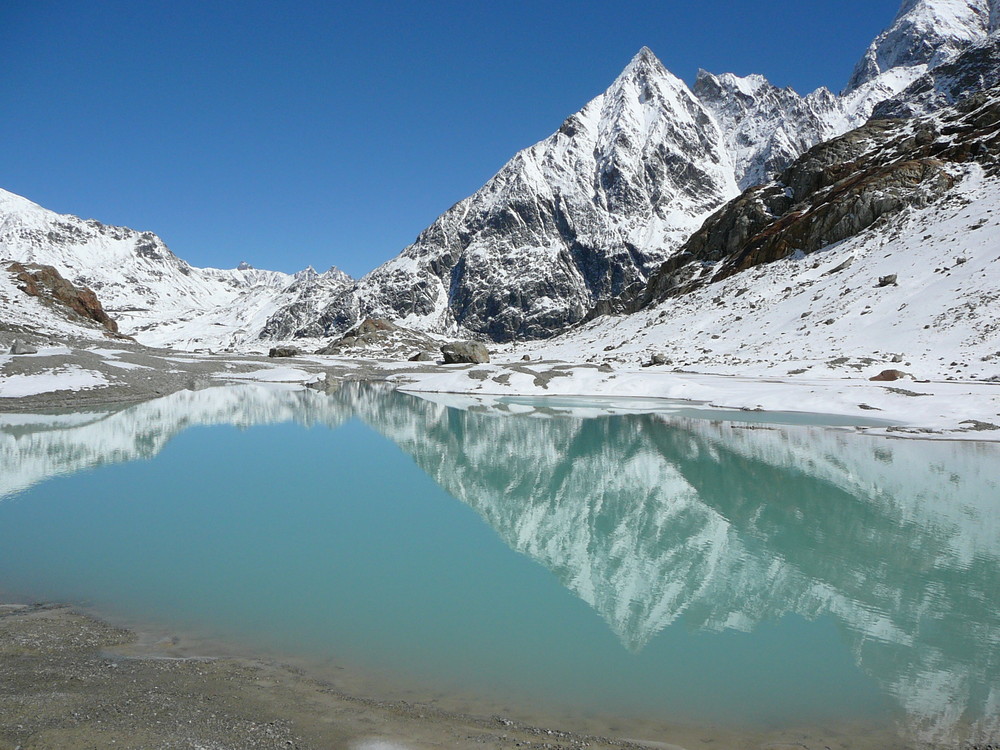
[870,369,911,382]
[6,261,118,333]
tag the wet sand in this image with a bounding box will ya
[0,602,911,750]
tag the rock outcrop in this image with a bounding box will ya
[6,260,119,333]
[315,318,442,360]
[440,341,490,364]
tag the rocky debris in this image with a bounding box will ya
[441,341,490,365]
[268,347,300,358]
[959,419,1000,431]
[316,318,442,360]
[6,260,119,333]
[870,369,912,382]
[877,274,899,287]
[9,338,38,355]
[642,353,672,367]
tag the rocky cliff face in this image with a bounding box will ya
[5,261,120,334]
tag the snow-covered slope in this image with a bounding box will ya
[528,91,1000,382]
[0,188,353,350]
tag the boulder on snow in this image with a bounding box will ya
[441,341,490,364]
[408,351,435,362]
[870,369,911,382]
[9,338,38,355]
[268,347,300,358]
[877,274,898,287]
[642,353,672,368]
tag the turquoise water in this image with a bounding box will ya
[1,383,998,742]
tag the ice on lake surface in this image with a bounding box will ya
[1,382,998,747]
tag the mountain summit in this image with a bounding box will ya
[846,0,993,92]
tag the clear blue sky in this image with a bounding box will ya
[1,0,901,278]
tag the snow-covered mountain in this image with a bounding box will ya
[288,48,739,343]
[4,0,1000,351]
[533,88,1000,382]
[0,188,353,350]
[267,0,1000,345]
[846,0,993,93]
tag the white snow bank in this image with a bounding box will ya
[0,366,110,398]
[397,365,1000,440]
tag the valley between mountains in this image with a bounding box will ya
[2,0,1000,438]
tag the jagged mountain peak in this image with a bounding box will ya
[846,0,991,92]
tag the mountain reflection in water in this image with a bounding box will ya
[1,382,998,746]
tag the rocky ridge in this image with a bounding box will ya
[626,87,1000,309]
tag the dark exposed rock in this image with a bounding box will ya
[6,261,118,333]
[408,351,435,362]
[441,341,491,364]
[877,274,899,287]
[268,347,300,358]
[870,369,912,382]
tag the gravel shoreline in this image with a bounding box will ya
[0,602,699,750]
[0,602,911,750]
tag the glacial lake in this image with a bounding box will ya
[1,383,998,746]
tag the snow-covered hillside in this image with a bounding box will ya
[524,157,1000,383]
[0,188,352,351]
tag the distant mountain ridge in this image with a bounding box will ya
[0,188,353,350]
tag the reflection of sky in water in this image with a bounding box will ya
[0,383,998,745]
